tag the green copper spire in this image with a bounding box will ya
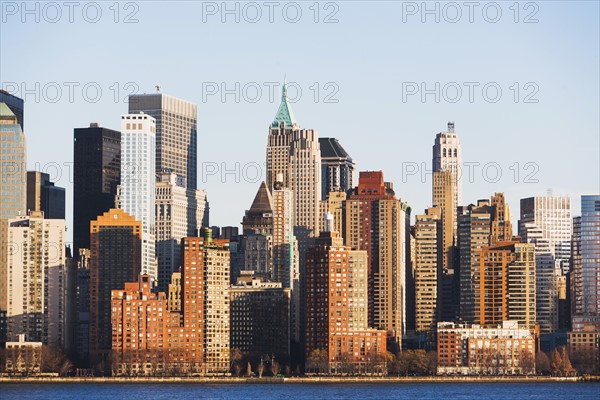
[272,82,297,128]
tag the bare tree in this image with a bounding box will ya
[246,361,252,377]
[258,358,265,378]
[271,357,281,376]
[536,351,551,375]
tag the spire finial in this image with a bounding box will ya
[282,74,287,100]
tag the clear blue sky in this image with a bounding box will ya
[2,1,599,244]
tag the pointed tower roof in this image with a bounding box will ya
[0,102,18,124]
[271,82,297,128]
[249,181,273,214]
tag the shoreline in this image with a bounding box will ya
[1,376,598,384]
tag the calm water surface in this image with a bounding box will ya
[1,383,598,400]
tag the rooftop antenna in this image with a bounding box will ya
[155,85,161,92]
[546,188,553,197]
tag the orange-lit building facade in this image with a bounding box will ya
[343,171,408,347]
[111,233,230,375]
[90,208,142,367]
[305,229,386,373]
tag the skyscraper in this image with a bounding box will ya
[414,207,442,333]
[432,122,462,212]
[266,84,296,190]
[128,93,198,190]
[73,123,121,254]
[571,195,600,331]
[476,241,537,331]
[182,234,231,374]
[519,196,572,333]
[0,103,26,220]
[319,137,355,200]
[458,194,513,324]
[155,172,208,293]
[0,101,26,344]
[343,171,409,347]
[119,113,157,279]
[26,171,66,219]
[89,209,142,366]
[266,83,322,247]
[432,170,455,271]
[6,213,67,347]
[458,200,492,323]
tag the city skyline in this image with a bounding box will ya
[1,2,598,240]
[1,0,599,381]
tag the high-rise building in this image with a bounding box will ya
[265,83,322,265]
[432,122,462,212]
[230,277,291,359]
[432,170,455,271]
[570,216,583,321]
[89,209,142,366]
[182,234,230,374]
[155,172,208,293]
[458,194,513,324]
[119,113,156,279]
[519,196,571,334]
[128,93,198,190]
[289,127,322,248]
[6,213,67,347]
[305,229,386,373]
[571,195,600,331]
[0,101,26,344]
[319,137,355,200]
[343,171,409,347]
[26,171,65,219]
[73,123,120,254]
[458,200,492,323]
[0,90,24,130]
[414,207,442,333]
[75,248,90,364]
[266,84,296,190]
[271,177,300,345]
[476,241,537,331]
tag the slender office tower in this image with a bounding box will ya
[0,101,26,345]
[129,93,198,190]
[73,123,121,255]
[432,123,462,323]
[266,83,322,240]
[120,113,157,279]
[519,195,571,334]
[432,122,462,210]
